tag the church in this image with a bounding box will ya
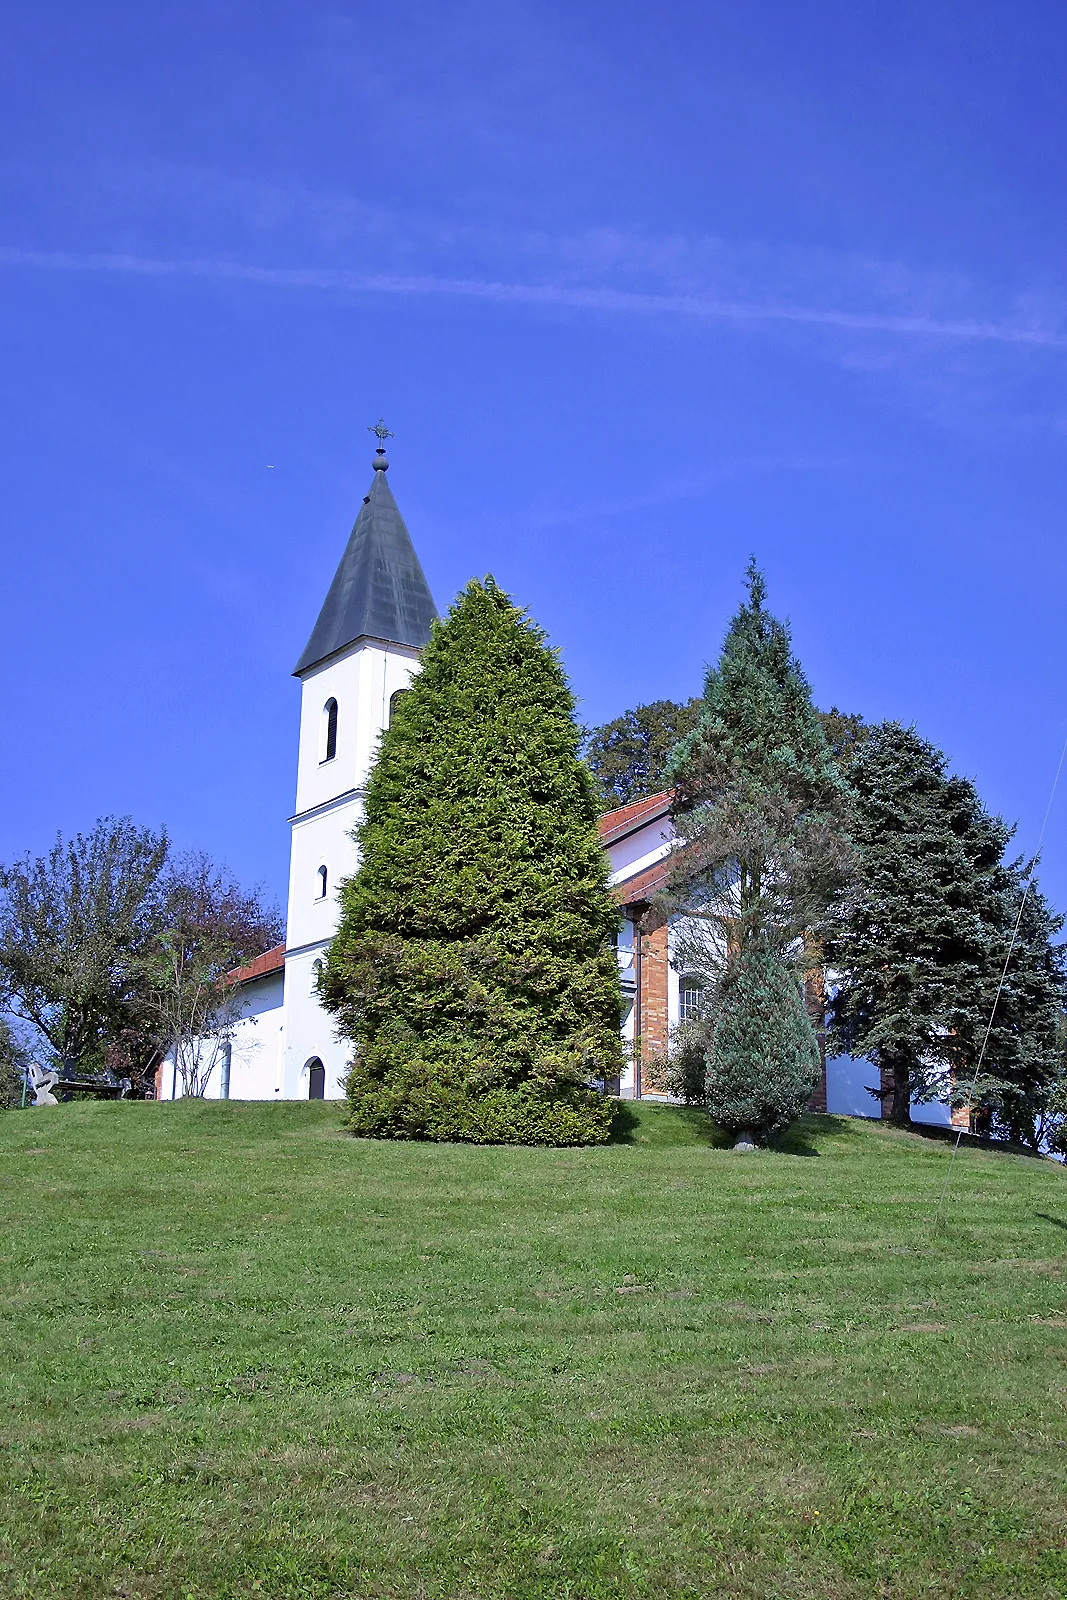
[155,443,955,1128]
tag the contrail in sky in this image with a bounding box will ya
[2,244,1065,350]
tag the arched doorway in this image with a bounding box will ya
[306,1058,325,1100]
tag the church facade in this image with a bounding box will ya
[155,450,954,1128]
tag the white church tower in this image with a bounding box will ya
[279,432,438,1099]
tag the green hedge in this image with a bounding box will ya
[345,1057,615,1145]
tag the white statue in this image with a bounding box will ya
[29,1063,60,1107]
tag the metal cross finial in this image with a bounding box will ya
[368,418,394,450]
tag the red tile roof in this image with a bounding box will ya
[598,790,673,847]
[611,855,672,907]
[230,944,287,985]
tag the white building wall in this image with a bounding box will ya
[281,637,423,1098]
[824,1053,952,1125]
[617,915,637,1098]
[157,972,285,1100]
[281,947,350,1099]
[606,823,671,884]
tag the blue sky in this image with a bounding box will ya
[2,1,1066,919]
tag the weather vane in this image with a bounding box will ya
[368,418,394,451]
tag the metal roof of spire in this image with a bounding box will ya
[293,443,438,675]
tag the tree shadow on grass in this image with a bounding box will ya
[900,1121,1050,1162]
[1035,1212,1067,1231]
[608,1100,725,1147]
[608,1103,859,1153]
[764,1113,854,1157]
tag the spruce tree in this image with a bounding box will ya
[664,560,853,972]
[706,945,822,1142]
[320,578,623,1145]
[827,722,1016,1125]
[979,871,1066,1146]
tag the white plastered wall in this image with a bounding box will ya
[606,821,671,885]
[157,971,285,1100]
[281,637,422,1098]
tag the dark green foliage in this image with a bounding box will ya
[981,876,1066,1148]
[664,1019,710,1107]
[706,946,821,1138]
[1037,1016,1067,1155]
[0,818,169,1075]
[818,706,869,776]
[828,722,1022,1125]
[665,560,853,969]
[0,1017,28,1108]
[584,697,702,810]
[321,578,623,1145]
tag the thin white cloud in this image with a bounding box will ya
[3,244,1066,351]
[525,456,838,530]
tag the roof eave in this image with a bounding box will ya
[292,633,425,678]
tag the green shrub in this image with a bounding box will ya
[0,1019,28,1109]
[665,1020,710,1106]
[345,1056,615,1145]
[322,578,623,1146]
[706,945,820,1140]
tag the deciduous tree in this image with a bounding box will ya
[584,698,702,809]
[0,1017,29,1108]
[142,853,283,1098]
[0,818,168,1075]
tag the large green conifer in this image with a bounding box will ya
[986,875,1067,1145]
[660,563,851,1144]
[320,578,622,1144]
[664,560,852,970]
[827,722,1018,1125]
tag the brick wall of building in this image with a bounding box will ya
[635,917,671,1093]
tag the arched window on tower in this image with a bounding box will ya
[388,687,410,727]
[322,698,338,762]
[316,864,328,900]
[310,957,324,996]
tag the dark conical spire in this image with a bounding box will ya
[293,456,438,675]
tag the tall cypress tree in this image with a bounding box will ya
[664,560,852,971]
[827,722,1016,1125]
[320,578,623,1145]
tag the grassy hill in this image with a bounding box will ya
[0,1101,1065,1599]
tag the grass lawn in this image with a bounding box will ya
[1,1102,1066,1598]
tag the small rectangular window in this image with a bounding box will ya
[679,982,705,1023]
